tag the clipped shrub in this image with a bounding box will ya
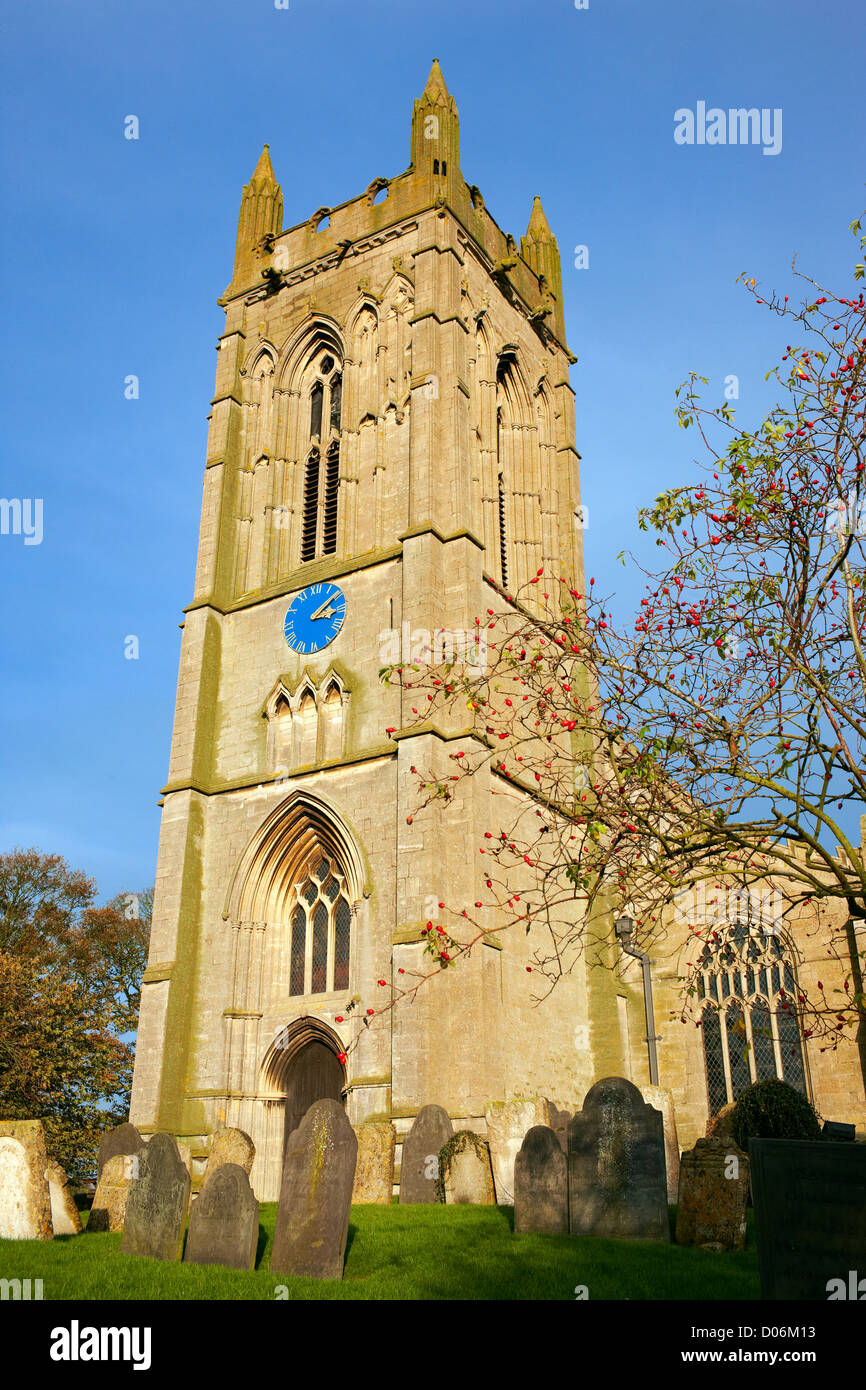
[731,1078,821,1149]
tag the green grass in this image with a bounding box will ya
[0,1204,759,1300]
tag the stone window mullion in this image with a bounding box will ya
[326,895,336,994]
[743,1006,757,1084]
[719,1003,734,1104]
[769,1001,784,1077]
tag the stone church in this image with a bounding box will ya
[130,62,865,1199]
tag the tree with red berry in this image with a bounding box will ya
[367,215,866,1080]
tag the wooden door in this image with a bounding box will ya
[282,1041,345,1155]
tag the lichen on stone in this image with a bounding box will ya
[435,1129,488,1201]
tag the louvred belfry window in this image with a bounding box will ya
[300,452,319,563]
[301,355,342,562]
[696,921,808,1114]
[287,855,352,997]
[497,466,508,590]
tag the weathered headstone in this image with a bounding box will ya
[46,1159,82,1236]
[440,1132,496,1205]
[399,1104,453,1203]
[352,1122,396,1204]
[514,1125,568,1235]
[822,1120,856,1143]
[545,1102,571,1153]
[485,1098,550,1204]
[88,1154,134,1233]
[640,1084,681,1202]
[675,1138,749,1251]
[567,1077,669,1241]
[705,1103,736,1142]
[0,1119,53,1240]
[121,1132,191,1261]
[202,1127,255,1187]
[270,1099,357,1280]
[183,1163,259,1270]
[97,1121,146,1178]
[750,1138,866,1300]
[176,1138,194,1176]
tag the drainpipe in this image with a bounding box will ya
[615,914,661,1086]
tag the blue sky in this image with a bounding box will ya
[1,0,863,900]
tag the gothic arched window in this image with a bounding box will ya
[495,350,527,592]
[301,353,343,562]
[287,855,352,997]
[697,922,808,1114]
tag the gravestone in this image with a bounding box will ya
[514,1125,568,1235]
[440,1132,496,1205]
[176,1138,194,1176]
[202,1127,255,1187]
[545,1102,571,1153]
[46,1159,82,1236]
[121,1132,191,1261]
[0,1119,53,1240]
[352,1122,396,1204]
[88,1154,134,1233]
[675,1138,749,1251]
[270,1099,357,1280]
[184,1163,259,1270]
[749,1138,866,1300]
[399,1104,453,1203]
[567,1077,669,1241]
[640,1084,680,1202]
[822,1120,856,1143]
[485,1098,550,1203]
[705,1103,736,1142]
[97,1121,146,1178]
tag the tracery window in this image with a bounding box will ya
[287,855,352,997]
[697,921,808,1113]
[301,353,343,562]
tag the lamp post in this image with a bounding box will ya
[615,913,661,1086]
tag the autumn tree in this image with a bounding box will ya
[371,216,866,1074]
[0,848,151,1180]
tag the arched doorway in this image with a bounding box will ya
[260,1017,348,1181]
[282,1039,346,1153]
[226,789,368,1198]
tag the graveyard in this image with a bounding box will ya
[2,1082,863,1302]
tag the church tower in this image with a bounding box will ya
[130,63,594,1199]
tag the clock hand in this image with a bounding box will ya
[309,597,338,621]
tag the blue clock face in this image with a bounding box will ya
[284,582,347,655]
